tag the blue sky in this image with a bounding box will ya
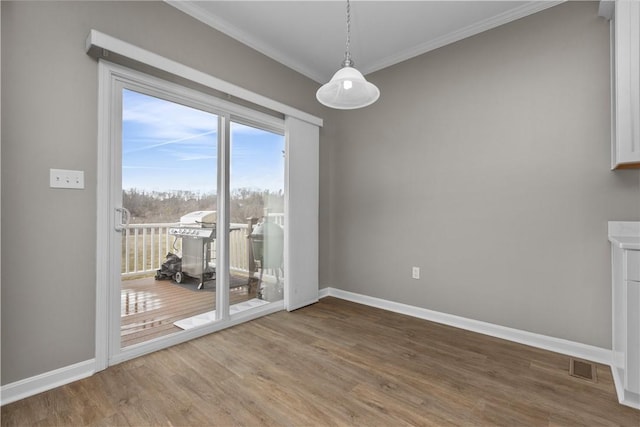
[122,89,285,194]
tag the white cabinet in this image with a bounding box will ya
[627,250,640,281]
[601,1,640,169]
[609,221,640,409]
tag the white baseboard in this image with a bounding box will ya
[1,359,95,406]
[612,367,640,409]
[319,287,612,366]
[2,288,614,407]
[2,301,286,405]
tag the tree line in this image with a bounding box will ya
[123,188,284,224]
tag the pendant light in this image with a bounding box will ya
[316,0,380,110]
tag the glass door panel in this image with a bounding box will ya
[230,122,285,308]
[120,88,218,347]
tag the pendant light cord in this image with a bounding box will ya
[343,0,353,67]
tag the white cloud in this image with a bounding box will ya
[123,90,218,150]
[124,130,218,154]
[176,154,217,162]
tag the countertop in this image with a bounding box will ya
[609,221,640,250]
[608,235,640,250]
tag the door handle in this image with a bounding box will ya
[115,207,131,232]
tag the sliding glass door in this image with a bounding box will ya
[103,64,286,362]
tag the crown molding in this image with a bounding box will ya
[166,0,326,83]
[167,1,565,83]
[360,1,566,76]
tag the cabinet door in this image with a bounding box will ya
[627,250,640,281]
[613,247,626,370]
[626,281,640,393]
[612,0,640,168]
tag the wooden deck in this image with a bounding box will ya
[121,274,257,347]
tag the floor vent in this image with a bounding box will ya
[569,358,597,382]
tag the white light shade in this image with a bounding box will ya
[316,66,380,110]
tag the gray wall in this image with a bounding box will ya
[1,1,333,385]
[3,0,639,387]
[328,1,640,348]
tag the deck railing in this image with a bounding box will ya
[121,214,284,278]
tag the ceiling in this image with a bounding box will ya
[167,1,564,84]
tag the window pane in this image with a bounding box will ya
[230,122,285,304]
[120,88,218,347]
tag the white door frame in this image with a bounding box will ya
[95,61,292,370]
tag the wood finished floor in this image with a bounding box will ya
[121,275,256,347]
[2,297,639,426]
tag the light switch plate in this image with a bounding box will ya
[50,168,85,189]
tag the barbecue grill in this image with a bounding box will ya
[168,211,216,289]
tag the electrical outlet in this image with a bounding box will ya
[412,266,420,279]
[50,168,85,189]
